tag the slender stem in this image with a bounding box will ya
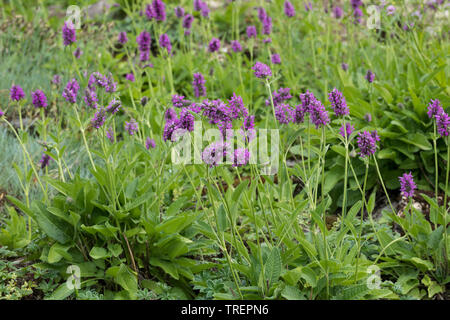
[373,156,396,215]
[355,163,369,281]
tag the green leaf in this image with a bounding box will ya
[281,285,306,300]
[89,246,111,260]
[265,247,282,288]
[115,264,138,296]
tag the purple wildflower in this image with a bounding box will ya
[105,73,117,93]
[163,119,180,142]
[263,38,272,44]
[125,73,135,82]
[386,5,396,15]
[200,2,210,18]
[145,4,154,20]
[106,127,115,143]
[353,7,363,23]
[40,152,52,170]
[365,70,375,83]
[164,108,178,123]
[271,53,281,65]
[399,172,416,198]
[89,72,108,89]
[357,131,378,157]
[192,73,206,98]
[275,104,295,124]
[146,137,156,149]
[10,85,25,101]
[233,148,250,167]
[262,15,272,35]
[202,142,230,167]
[309,100,330,129]
[0,109,4,117]
[174,6,185,18]
[91,108,106,129]
[294,104,306,124]
[228,93,248,119]
[341,63,349,71]
[252,61,272,79]
[172,94,190,108]
[73,47,82,59]
[52,75,61,85]
[333,6,343,18]
[427,99,444,119]
[240,115,256,142]
[137,31,151,62]
[106,98,121,114]
[151,0,166,21]
[125,119,139,135]
[364,113,372,122]
[141,96,149,106]
[231,40,242,53]
[258,7,267,21]
[62,79,79,103]
[179,108,195,132]
[183,14,194,29]
[62,22,76,46]
[118,31,128,44]
[83,88,97,108]
[267,87,292,107]
[436,112,450,137]
[194,0,202,11]
[299,90,318,112]
[339,123,355,139]
[209,38,221,53]
[246,26,257,38]
[304,2,313,11]
[328,88,349,117]
[159,33,172,54]
[284,1,296,17]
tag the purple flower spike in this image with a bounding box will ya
[427,99,444,119]
[293,105,306,124]
[183,14,194,29]
[62,22,76,46]
[262,15,272,35]
[341,63,349,71]
[125,73,135,82]
[10,85,25,101]
[172,94,190,108]
[202,142,230,168]
[159,33,172,54]
[246,26,257,38]
[0,109,4,117]
[40,152,53,170]
[299,90,318,112]
[309,100,330,129]
[399,172,416,198]
[118,31,128,44]
[125,119,139,135]
[62,79,79,103]
[73,47,82,59]
[179,108,195,132]
[146,137,156,149]
[151,0,166,21]
[52,75,61,85]
[137,31,151,62]
[339,123,355,139]
[365,70,375,83]
[231,40,242,53]
[31,90,47,108]
[328,88,349,117]
[436,112,450,137]
[386,5,396,15]
[233,148,250,167]
[106,127,115,143]
[275,104,295,124]
[192,73,206,98]
[333,6,343,18]
[174,6,185,18]
[91,108,106,129]
[209,38,221,53]
[252,61,272,79]
[284,1,296,17]
[357,131,379,158]
[106,98,121,114]
[271,54,281,65]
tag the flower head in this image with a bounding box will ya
[228,93,248,120]
[275,104,295,124]
[299,90,318,112]
[52,75,61,85]
[0,109,4,117]
[179,108,195,132]
[192,73,206,98]
[146,137,156,149]
[262,15,272,35]
[125,119,139,135]
[174,6,185,18]
[339,123,355,139]
[209,38,221,53]
[62,79,79,103]
[30,90,47,108]
[365,70,375,83]
[40,151,53,169]
[252,61,272,79]
[436,112,450,137]
[106,127,115,143]
[399,172,416,198]
[233,148,250,167]
[172,94,190,108]
[125,73,135,82]
[106,98,121,114]
[159,33,172,54]
[151,0,166,21]
[309,100,330,129]
[284,1,296,17]
[357,131,379,157]
[231,40,242,53]
[333,6,343,18]
[246,26,257,38]
[271,53,281,65]
[386,5,396,15]
[427,99,444,119]
[137,31,151,62]
[10,85,25,101]
[91,108,106,129]
[341,63,349,71]
[118,31,128,44]
[182,14,194,29]
[202,142,230,167]
[328,88,349,117]
[62,22,76,46]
